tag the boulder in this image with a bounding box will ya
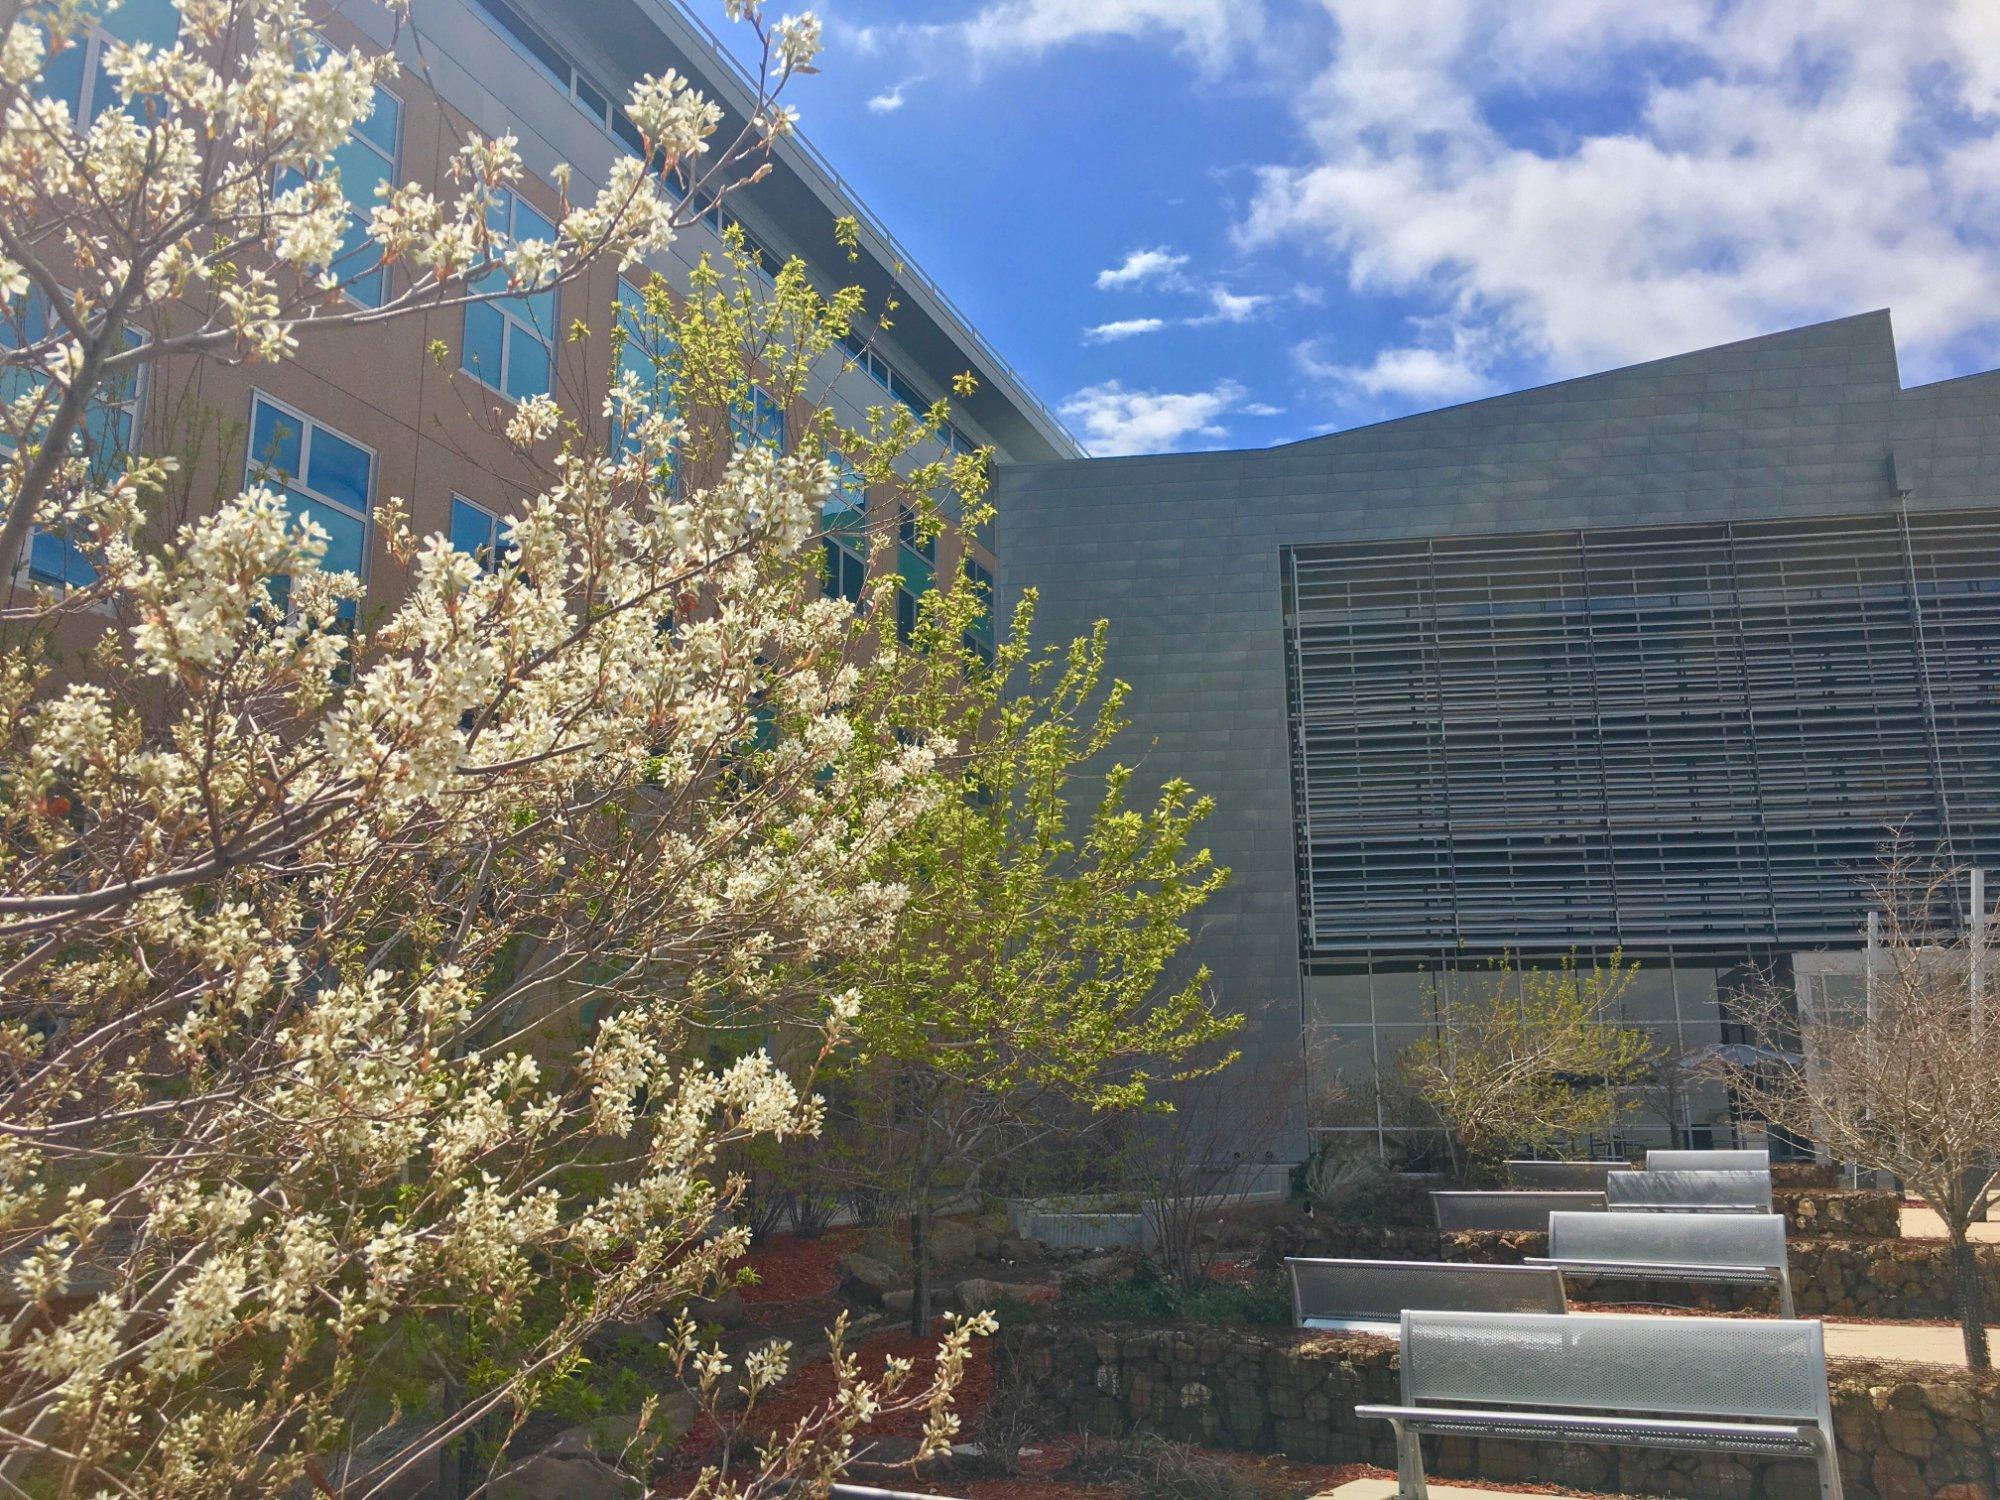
[927,1218,980,1269]
[998,1236,1043,1264]
[838,1252,905,1308]
[884,1287,943,1321]
[687,1287,747,1328]
[490,1451,635,1500]
[1064,1252,1131,1286]
[954,1277,1042,1312]
[857,1230,908,1270]
[974,1229,1002,1260]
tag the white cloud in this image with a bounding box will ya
[1060,379,1246,456]
[1085,317,1169,342]
[866,84,907,113]
[1189,287,1272,324]
[1296,320,1500,402]
[1239,0,2000,386]
[1094,247,1191,291]
[956,0,1262,68]
[1242,401,1287,417]
[1303,341,1491,402]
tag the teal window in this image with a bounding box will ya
[825,450,867,525]
[462,187,558,402]
[729,386,786,453]
[246,393,374,618]
[274,84,400,307]
[331,87,400,306]
[895,587,918,644]
[822,539,865,605]
[962,556,995,667]
[449,494,506,573]
[613,279,677,457]
[39,0,178,124]
[2,289,144,588]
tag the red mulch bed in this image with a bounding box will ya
[732,1228,862,1306]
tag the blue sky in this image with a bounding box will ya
[722,1,2000,455]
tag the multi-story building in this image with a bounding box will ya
[995,311,2000,1157]
[18,0,1079,628]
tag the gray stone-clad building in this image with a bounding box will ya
[994,311,2000,1157]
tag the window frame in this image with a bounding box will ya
[729,384,787,454]
[3,291,147,593]
[613,276,679,460]
[460,185,560,404]
[330,81,403,309]
[40,0,179,125]
[243,390,377,593]
[449,493,504,574]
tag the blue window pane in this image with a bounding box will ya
[29,529,96,588]
[81,404,132,482]
[450,497,495,563]
[486,190,512,237]
[352,87,401,163]
[306,426,371,513]
[250,399,302,480]
[331,214,383,306]
[39,44,84,117]
[331,135,392,201]
[514,197,557,242]
[291,491,367,577]
[518,285,557,335]
[503,326,550,401]
[462,302,505,385]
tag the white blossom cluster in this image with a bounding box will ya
[0,3,982,1495]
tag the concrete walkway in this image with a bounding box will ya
[1315,1482,1614,1499]
[1899,1204,2000,1242]
[1823,1319,1996,1365]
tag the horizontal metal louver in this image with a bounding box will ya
[1282,510,2000,957]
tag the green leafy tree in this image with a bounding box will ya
[1397,953,1655,1175]
[821,576,1239,1333]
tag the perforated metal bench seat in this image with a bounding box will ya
[1359,1310,1843,1500]
[1606,1167,1772,1213]
[1286,1258,1566,1334]
[1529,1210,1795,1316]
[1646,1147,1771,1174]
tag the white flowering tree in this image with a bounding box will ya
[0,2,991,1496]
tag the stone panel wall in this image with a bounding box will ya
[1004,1321,2000,1500]
[1776,1188,1902,1238]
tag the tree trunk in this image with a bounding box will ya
[1951,1232,1991,1369]
[907,1199,930,1338]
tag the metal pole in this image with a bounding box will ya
[1865,910,1880,1021]
[1971,867,1986,1042]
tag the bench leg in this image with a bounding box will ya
[1814,1433,1845,1500]
[1388,1418,1429,1499]
[1777,1267,1796,1319]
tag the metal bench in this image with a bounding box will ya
[1646,1147,1771,1174]
[1431,1189,1606,1231]
[1357,1309,1844,1499]
[1607,1168,1772,1213]
[1285,1257,1567,1335]
[1530,1210,1795,1316]
[1504,1159,1621,1191]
